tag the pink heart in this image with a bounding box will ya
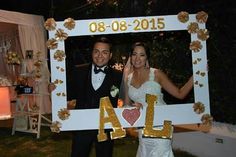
[122,108,140,126]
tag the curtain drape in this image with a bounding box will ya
[0,9,51,114]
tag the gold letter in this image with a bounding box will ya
[97,97,126,142]
[143,94,172,138]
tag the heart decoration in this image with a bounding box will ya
[200,72,205,77]
[122,108,141,126]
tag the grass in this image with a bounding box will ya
[0,123,197,157]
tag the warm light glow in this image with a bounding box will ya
[0,87,11,120]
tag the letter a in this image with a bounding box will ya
[97,97,126,142]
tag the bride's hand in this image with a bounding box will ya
[124,57,133,75]
[132,102,143,110]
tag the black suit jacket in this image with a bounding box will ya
[67,63,122,109]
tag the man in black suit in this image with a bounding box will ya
[69,36,122,157]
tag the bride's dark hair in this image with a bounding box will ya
[130,42,150,59]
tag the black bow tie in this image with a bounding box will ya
[94,66,108,74]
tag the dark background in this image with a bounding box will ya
[1,0,236,124]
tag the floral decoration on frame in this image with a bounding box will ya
[189,40,202,52]
[44,18,76,117]
[177,11,210,53]
[201,114,213,125]
[44,18,57,31]
[50,121,62,133]
[197,29,209,41]
[193,102,205,114]
[64,18,76,30]
[196,11,208,23]
[187,22,199,34]
[55,28,68,41]
[58,108,70,120]
[46,38,58,50]
[177,11,189,23]
[177,10,211,124]
[54,50,66,62]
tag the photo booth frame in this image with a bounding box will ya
[48,14,210,131]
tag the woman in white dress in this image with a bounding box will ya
[122,42,193,157]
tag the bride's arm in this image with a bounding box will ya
[154,69,193,100]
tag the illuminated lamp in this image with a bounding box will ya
[0,87,12,120]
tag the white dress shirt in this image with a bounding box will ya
[91,64,106,90]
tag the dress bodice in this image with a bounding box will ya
[128,68,166,106]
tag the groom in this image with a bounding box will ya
[69,36,122,157]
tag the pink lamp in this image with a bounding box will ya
[0,87,12,120]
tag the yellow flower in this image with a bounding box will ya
[0,76,12,86]
[5,51,21,65]
[55,28,68,41]
[197,29,209,41]
[193,102,205,114]
[196,11,208,23]
[44,18,57,31]
[189,40,202,52]
[50,121,62,133]
[64,18,76,30]
[58,108,70,120]
[177,11,189,23]
[54,50,66,62]
[187,22,199,34]
[201,114,213,125]
[46,38,58,50]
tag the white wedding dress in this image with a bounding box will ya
[127,68,174,157]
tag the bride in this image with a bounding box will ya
[121,42,193,157]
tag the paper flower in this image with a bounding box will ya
[196,11,208,23]
[46,38,58,50]
[0,76,12,86]
[34,60,43,67]
[112,63,124,71]
[201,114,213,125]
[110,85,119,97]
[5,51,21,65]
[190,40,202,52]
[187,22,199,34]
[177,11,189,23]
[197,29,209,41]
[50,121,62,133]
[54,50,65,62]
[44,18,57,31]
[55,29,68,41]
[64,18,76,30]
[193,102,205,114]
[58,108,70,120]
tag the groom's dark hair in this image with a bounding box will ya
[93,36,112,52]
